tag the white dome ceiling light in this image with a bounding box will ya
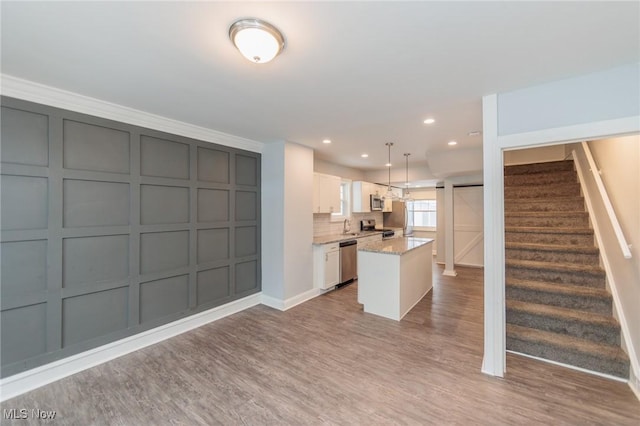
[229,18,285,64]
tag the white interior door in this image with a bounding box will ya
[453,186,484,267]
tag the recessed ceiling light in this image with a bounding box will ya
[322,139,332,144]
[448,141,457,146]
[468,131,482,136]
[229,18,285,64]
[385,163,392,167]
[361,153,369,158]
[423,118,436,125]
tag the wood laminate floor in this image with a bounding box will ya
[2,263,639,425]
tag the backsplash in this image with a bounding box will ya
[313,212,383,237]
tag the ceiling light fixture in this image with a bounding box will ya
[423,118,435,124]
[229,18,285,64]
[403,153,414,202]
[448,140,457,146]
[322,139,332,144]
[382,142,400,201]
[361,153,369,158]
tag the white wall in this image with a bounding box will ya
[426,148,483,179]
[363,163,438,187]
[314,158,365,181]
[498,62,640,136]
[436,187,445,264]
[408,187,437,200]
[503,145,566,166]
[284,143,314,299]
[261,142,286,300]
[262,141,314,302]
[586,136,640,369]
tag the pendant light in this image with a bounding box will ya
[403,153,414,202]
[381,142,400,201]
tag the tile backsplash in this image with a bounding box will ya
[313,211,383,237]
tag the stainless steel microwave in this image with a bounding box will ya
[370,194,383,211]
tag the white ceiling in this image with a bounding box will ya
[2,1,639,178]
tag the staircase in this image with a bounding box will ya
[504,160,630,378]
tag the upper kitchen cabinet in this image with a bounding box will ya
[313,173,341,214]
[354,181,402,213]
[352,181,374,213]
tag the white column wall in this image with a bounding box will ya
[261,141,315,306]
[283,143,314,299]
[261,142,286,300]
[443,180,456,276]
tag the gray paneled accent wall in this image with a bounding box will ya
[0,97,261,377]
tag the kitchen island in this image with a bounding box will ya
[357,237,434,321]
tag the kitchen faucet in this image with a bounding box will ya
[343,218,351,234]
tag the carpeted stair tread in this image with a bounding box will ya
[506,324,629,378]
[505,211,589,227]
[504,170,577,186]
[504,183,581,199]
[504,197,585,212]
[506,278,610,298]
[504,160,574,175]
[506,278,612,315]
[505,211,588,218]
[506,300,618,329]
[505,226,593,235]
[506,258,605,276]
[504,196,584,204]
[507,324,627,363]
[505,242,598,254]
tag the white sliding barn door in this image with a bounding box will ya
[453,186,484,267]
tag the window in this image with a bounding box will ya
[408,199,437,228]
[331,180,351,221]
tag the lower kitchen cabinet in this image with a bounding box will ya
[313,242,340,290]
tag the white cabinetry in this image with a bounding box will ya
[353,182,401,213]
[353,181,377,213]
[379,185,402,212]
[313,173,341,214]
[313,242,340,289]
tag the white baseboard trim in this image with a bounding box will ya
[0,74,263,153]
[506,350,628,383]
[261,288,321,311]
[261,294,286,311]
[629,366,640,401]
[0,293,262,402]
[442,269,457,277]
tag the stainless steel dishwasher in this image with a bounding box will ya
[339,240,357,285]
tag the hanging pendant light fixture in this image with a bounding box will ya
[382,142,400,201]
[403,153,414,202]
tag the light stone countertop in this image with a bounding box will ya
[312,231,383,245]
[358,237,434,255]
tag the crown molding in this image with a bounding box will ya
[0,74,264,153]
